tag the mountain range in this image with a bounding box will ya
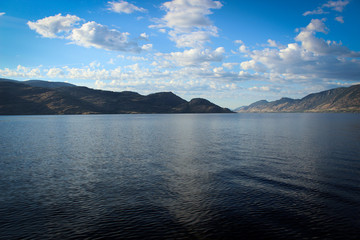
[236,84,360,113]
[0,78,232,115]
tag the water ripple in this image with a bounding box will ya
[1,114,360,239]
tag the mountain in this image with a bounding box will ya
[0,79,232,115]
[0,78,76,88]
[22,80,76,88]
[236,84,360,113]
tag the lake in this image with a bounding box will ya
[0,113,359,239]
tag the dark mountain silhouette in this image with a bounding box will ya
[0,79,232,115]
[236,84,360,113]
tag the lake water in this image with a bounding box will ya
[0,113,359,239]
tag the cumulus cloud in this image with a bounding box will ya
[303,0,349,16]
[151,0,222,48]
[158,47,225,66]
[140,32,149,40]
[27,14,81,38]
[108,0,146,14]
[238,18,360,82]
[0,65,43,78]
[141,43,152,51]
[222,62,238,69]
[47,68,64,77]
[295,19,359,57]
[240,59,266,73]
[239,44,248,53]
[234,40,244,44]
[159,0,222,32]
[267,39,285,48]
[302,18,328,33]
[234,40,250,54]
[69,21,141,52]
[169,28,217,48]
[63,66,110,80]
[28,14,147,52]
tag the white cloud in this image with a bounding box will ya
[28,14,147,52]
[0,65,43,78]
[69,21,141,52]
[0,12,5,17]
[303,8,328,16]
[159,0,222,32]
[128,56,148,61]
[116,55,148,61]
[141,43,152,51]
[125,63,140,71]
[169,28,217,48]
[295,19,359,57]
[47,68,64,77]
[302,18,328,33]
[64,66,110,80]
[108,1,146,14]
[151,0,222,48]
[238,71,261,81]
[239,44,248,53]
[323,0,349,12]
[240,60,266,73]
[222,62,238,69]
[249,86,270,92]
[158,47,225,66]
[235,40,250,53]
[335,16,344,23]
[27,14,81,38]
[267,39,284,48]
[303,0,349,16]
[238,19,360,82]
[140,32,149,40]
[95,79,107,88]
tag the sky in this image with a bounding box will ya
[0,0,360,108]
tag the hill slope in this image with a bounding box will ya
[0,78,76,88]
[0,79,232,115]
[236,84,360,113]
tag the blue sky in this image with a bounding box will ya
[1,0,359,108]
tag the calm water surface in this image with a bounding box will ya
[0,113,359,239]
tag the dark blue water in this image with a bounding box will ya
[0,113,359,239]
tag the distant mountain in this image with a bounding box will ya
[236,84,360,113]
[0,79,232,115]
[23,80,76,88]
[0,78,75,88]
